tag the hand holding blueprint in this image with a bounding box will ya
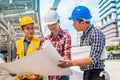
[0,40,72,75]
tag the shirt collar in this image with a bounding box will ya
[83,24,93,35]
[24,38,30,43]
[50,28,64,38]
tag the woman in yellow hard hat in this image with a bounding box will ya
[11,16,43,80]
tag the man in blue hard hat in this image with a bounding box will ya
[58,6,106,80]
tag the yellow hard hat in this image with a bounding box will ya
[20,16,34,28]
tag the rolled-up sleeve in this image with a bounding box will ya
[63,34,71,59]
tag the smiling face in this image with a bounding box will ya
[22,23,34,40]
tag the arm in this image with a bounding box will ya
[58,57,92,68]
[11,45,17,61]
[62,34,71,59]
[74,31,105,66]
[72,57,92,66]
[10,44,17,76]
[58,31,105,68]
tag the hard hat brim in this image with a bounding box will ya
[69,17,91,21]
[44,19,58,25]
[68,17,76,20]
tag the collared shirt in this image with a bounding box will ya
[24,39,30,56]
[80,25,105,71]
[41,28,71,80]
[42,28,71,58]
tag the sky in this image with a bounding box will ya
[40,0,100,44]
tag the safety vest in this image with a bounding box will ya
[16,37,40,58]
[15,37,43,80]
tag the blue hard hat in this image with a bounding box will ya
[69,6,92,21]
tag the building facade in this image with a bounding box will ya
[98,0,118,46]
[116,0,120,36]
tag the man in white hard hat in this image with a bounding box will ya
[42,10,71,80]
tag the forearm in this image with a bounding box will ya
[72,57,92,66]
[58,57,92,68]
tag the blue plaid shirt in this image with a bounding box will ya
[80,25,105,71]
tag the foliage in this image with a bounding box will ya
[106,42,120,51]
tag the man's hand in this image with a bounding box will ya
[62,56,70,60]
[58,60,73,68]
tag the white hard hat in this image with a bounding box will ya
[44,10,60,25]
